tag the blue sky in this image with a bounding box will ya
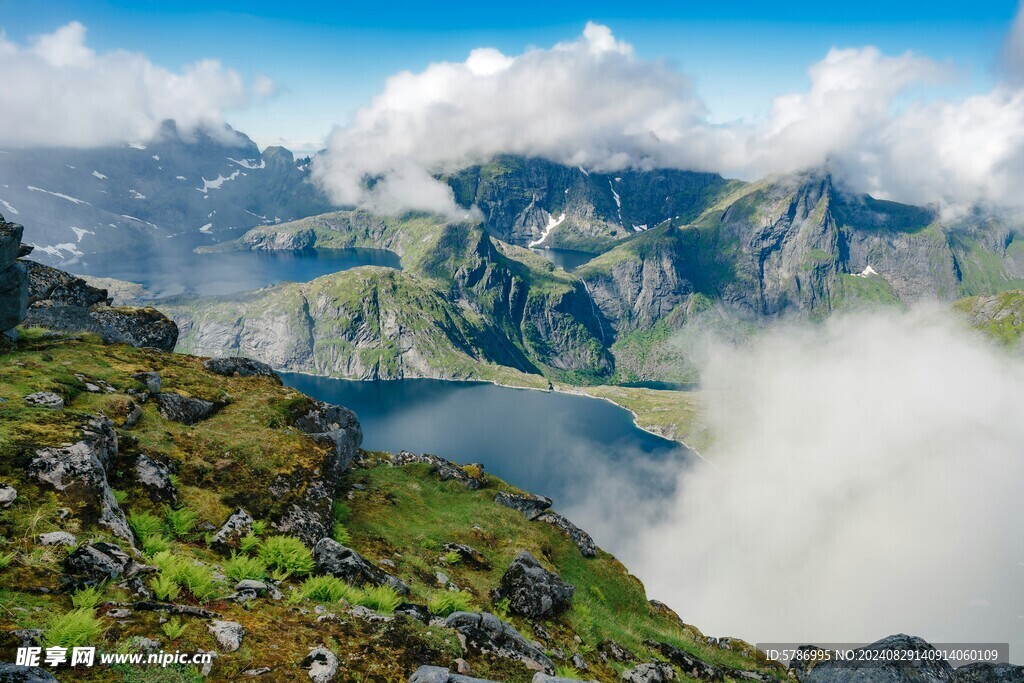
[1,0,1020,153]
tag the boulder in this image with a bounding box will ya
[153,392,218,425]
[645,641,722,680]
[494,491,552,520]
[443,611,554,674]
[391,451,485,489]
[295,399,362,476]
[0,217,28,335]
[23,300,178,352]
[0,662,59,682]
[135,454,177,503]
[312,538,409,594]
[535,512,597,557]
[394,602,431,623]
[64,542,149,585]
[131,371,162,394]
[492,551,574,619]
[622,663,677,683]
[408,665,500,683]
[23,392,64,410]
[0,484,16,507]
[24,260,109,307]
[951,664,1024,683]
[230,580,282,602]
[442,542,492,569]
[799,635,954,683]
[300,646,339,683]
[203,356,278,380]
[37,531,77,547]
[210,508,254,551]
[534,675,598,683]
[207,620,245,652]
[29,417,132,543]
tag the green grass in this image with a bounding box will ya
[45,608,104,648]
[258,535,315,577]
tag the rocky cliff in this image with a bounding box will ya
[0,214,29,336]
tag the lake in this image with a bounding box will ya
[531,247,597,271]
[279,372,693,548]
[67,246,400,298]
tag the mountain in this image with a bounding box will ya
[0,121,331,263]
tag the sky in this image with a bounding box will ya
[1,0,1017,154]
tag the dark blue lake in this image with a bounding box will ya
[67,246,400,298]
[531,247,597,271]
[279,373,692,548]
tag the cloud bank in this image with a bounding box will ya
[625,309,1024,655]
[315,14,1024,215]
[0,22,272,147]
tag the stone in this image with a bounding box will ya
[645,641,722,680]
[571,654,589,672]
[207,620,244,652]
[64,542,149,585]
[233,580,282,600]
[951,664,1024,683]
[294,399,362,476]
[534,675,598,683]
[492,551,574,619]
[394,602,431,623]
[0,218,28,335]
[107,609,132,619]
[443,611,554,674]
[23,391,64,410]
[0,484,16,507]
[153,392,218,425]
[203,356,278,379]
[599,640,637,664]
[535,512,597,558]
[391,451,485,489]
[494,491,552,520]
[210,508,254,551]
[799,635,954,683]
[37,531,77,547]
[132,372,162,394]
[442,542,492,569]
[407,665,501,683]
[243,668,273,677]
[8,629,43,648]
[24,260,109,308]
[122,401,143,428]
[313,538,409,594]
[135,454,177,503]
[300,646,339,683]
[0,662,60,682]
[622,663,677,683]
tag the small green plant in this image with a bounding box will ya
[164,506,198,539]
[492,597,512,621]
[71,585,106,609]
[300,576,359,603]
[223,553,267,583]
[258,536,314,576]
[250,520,267,537]
[554,664,582,679]
[0,551,17,569]
[588,585,607,603]
[128,511,165,539]
[45,609,104,648]
[150,573,181,602]
[441,551,461,566]
[239,533,261,555]
[149,551,221,603]
[427,590,473,617]
[161,617,188,640]
[331,501,351,544]
[141,534,172,557]
[111,489,129,505]
[357,585,401,614]
[285,588,304,606]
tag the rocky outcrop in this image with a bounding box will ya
[208,620,245,652]
[442,543,492,570]
[797,635,954,683]
[535,512,597,558]
[622,663,677,683]
[153,392,219,425]
[0,484,16,507]
[951,664,1024,683]
[392,451,485,489]
[491,551,574,619]
[210,509,255,551]
[0,662,59,682]
[64,542,150,586]
[313,538,410,594]
[0,216,29,336]
[134,454,177,503]
[21,260,178,350]
[408,665,500,683]
[443,612,554,674]
[494,492,553,520]
[645,641,722,680]
[203,356,278,379]
[29,416,133,544]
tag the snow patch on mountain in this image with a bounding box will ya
[528,212,566,248]
[27,186,90,205]
[196,171,241,193]
[92,171,107,180]
[0,199,19,215]
[228,157,266,169]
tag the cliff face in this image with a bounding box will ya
[0,215,28,335]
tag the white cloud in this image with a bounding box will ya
[625,309,1024,655]
[315,12,1024,215]
[0,22,273,147]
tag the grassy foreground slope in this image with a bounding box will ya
[0,331,778,682]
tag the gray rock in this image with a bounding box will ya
[534,674,598,683]
[442,542,492,569]
[8,629,43,648]
[492,550,574,619]
[107,608,132,619]
[951,664,1024,683]
[645,641,722,680]
[300,646,339,683]
[37,531,77,547]
[0,662,60,682]
[799,635,954,683]
[394,602,430,623]
[230,580,282,601]
[24,391,64,410]
[24,260,109,308]
[122,401,143,428]
[0,217,28,335]
[313,538,409,594]
[535,512,597,558]
[295,399,362,476]
[243,668,272,677]
[207,620,244,652]
[132,371,162,394]
[210,508,254,550]
[494,491,552,520]
[391,451,485,489]
[622,663,677,683]
[203,356,278,379]
[408,665,501,683]
[0,484,16,507]
[153,392,219,425]
[443,611,554,674]
[30,417,132,543]
[129,637,162,653]
[135,454,177,502]
[599,640,637,663]
[64,542,148,585]
[571,654,589,672]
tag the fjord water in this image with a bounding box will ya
[68,245,400,297]
[279,372,692,548]
[531,247,596,271]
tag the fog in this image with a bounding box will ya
[571,308,1024,659]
